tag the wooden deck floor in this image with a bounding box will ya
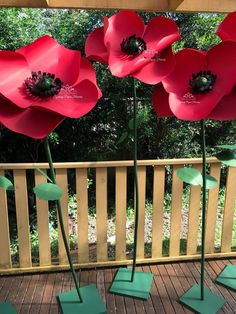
[0,259,236,313]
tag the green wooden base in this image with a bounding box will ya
[179,284,226,314]
[0,302,17,313]
[109,268,153,300]
[216,264,236,291]
[58,284,107,314]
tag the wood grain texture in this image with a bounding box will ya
[76,168,89,263]
[0,170,11,269]
[115,167,127,261]
[35,171,51,267]
[96,168,108,262]
[14,169,32,268]
[152,166,165,258]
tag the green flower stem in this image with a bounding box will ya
[131,77,139,282]
[44,137,83,303]
[200,119,206,300]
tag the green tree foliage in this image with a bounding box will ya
[0,9,235,164]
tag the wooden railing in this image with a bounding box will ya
[0,158,236,274]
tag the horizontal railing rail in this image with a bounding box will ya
[0,157,235,275]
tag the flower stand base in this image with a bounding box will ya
[179,284,225,314]
[58,284,107,314]
[109,268,153,300]
[0,302,17,313]
[216,264,236,291]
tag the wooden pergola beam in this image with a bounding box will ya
[0,0,235,12]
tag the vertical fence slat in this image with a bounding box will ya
[35,171,51,266]
[205,163,221,254]
[221,166,236,253]
[0,170,12,269]
[169,165,183,257]
[115,167,127,261]
[76,168,89,263]
[96,168,108,262]
[56,168,69,265]
[14,169,32,268]
[186,164,201,255]
[136,166,146,259]
[152,166,165,258]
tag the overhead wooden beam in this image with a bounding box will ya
[0,0,49,7]
[0,0,235,12]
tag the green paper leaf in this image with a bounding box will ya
[206,175,218,190]
[177,168,202,186]
[117,132,129,144]
[216,151,236,167]
[0,176,14,191]
[34,182,62,201]
[216,145,236,150]
[33,164,53,183]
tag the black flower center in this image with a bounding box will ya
[121,34,146,56]
[190,70,216,94]
[25,71,63,97]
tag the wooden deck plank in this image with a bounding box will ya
[0,259,236,313]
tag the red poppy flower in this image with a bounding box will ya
[152,82,236,121]
[85,10,180,84]
[0,35,102,138]
[216,11,236,41]
[157,41,236,120]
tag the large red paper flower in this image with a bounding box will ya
[0,35,102,138]
[152,82,236,121]
[85,10,180,84]
[216,11,236,42]
[156,41,236,120]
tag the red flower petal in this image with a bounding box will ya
[0,98,64,139]
[31,79,99,118]
[132,47,175,84]
[85,27,108,64]
[104,10,145,50]
[209,86,236,120]
[163,49,207,94]
[152,83,173,117]
[0,51,31,108]
[76,57,102,98]
[168,91,222,121]
[206,41,236,96]
[108,48,149,78]
[143,16,180,52]
[216,12,236,41]
[17,35,81,86]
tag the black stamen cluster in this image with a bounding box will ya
[25,71,63,97]
[190,70,216,94]
[121,34,146,56]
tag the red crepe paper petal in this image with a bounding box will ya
[31,79,99,118]
[209,86,236,120]
[143,16,180,52]
[0,51,32,108]
[216,12,236,41]
[163,48,207,94]
[18,35,81,86]
[0,98,64,139]
[76,57,102,98]
[152,83,173,117]
[132,47,175,84]
[206,41,236,96]
[104,10,145,50]
[108,49,149,78]
[85,27,108,64]
[168,91,222,121]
